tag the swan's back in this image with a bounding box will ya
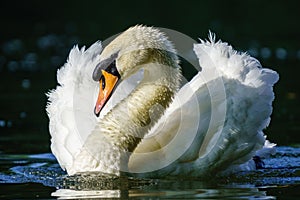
[129,36,278,176]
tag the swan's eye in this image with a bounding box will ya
[106,60,120,78]
[101,76,106,90]
[109,61,117,74]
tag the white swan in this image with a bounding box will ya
[46,25,279,177]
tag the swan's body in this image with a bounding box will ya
[47,26,278,177]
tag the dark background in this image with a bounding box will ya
[0,0,299,154]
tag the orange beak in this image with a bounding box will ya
[94,70,119,116]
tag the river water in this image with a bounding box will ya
[1,146,300,199]
[1,1,300,198]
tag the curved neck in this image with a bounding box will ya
[98,62,181,152]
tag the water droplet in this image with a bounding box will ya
[21,53,38,71]
[37,34,58,50]
[0,120,6,127]
[7,120,12,128]
[22,79,31,89]
[260,47,271,59]
[275,48,287,60]
[7,61,19,72]
[24,53,37,62]
[20,112,27,119]
[2,39,23,55]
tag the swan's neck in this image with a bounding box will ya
[96,60,181,173]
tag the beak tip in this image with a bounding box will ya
[94,107,100,117]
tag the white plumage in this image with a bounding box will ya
[47,26,278,177]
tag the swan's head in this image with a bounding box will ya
[92,25,179,116]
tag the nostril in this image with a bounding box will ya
[101,75,106,90]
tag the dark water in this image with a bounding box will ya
[1,146,300,199]
[0,0,300,199]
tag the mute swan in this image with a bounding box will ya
[47,25,279,177]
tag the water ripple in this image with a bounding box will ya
[0,147,300,199]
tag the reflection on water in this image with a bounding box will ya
[53,187,269,199]
[0,147,299,199]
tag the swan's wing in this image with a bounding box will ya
[189,38,278,175]
[46,42,143,172]
[128,68,210,173]
[46,43,101,171]
[129,36,278,176]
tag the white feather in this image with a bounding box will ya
[47,27,279,177]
